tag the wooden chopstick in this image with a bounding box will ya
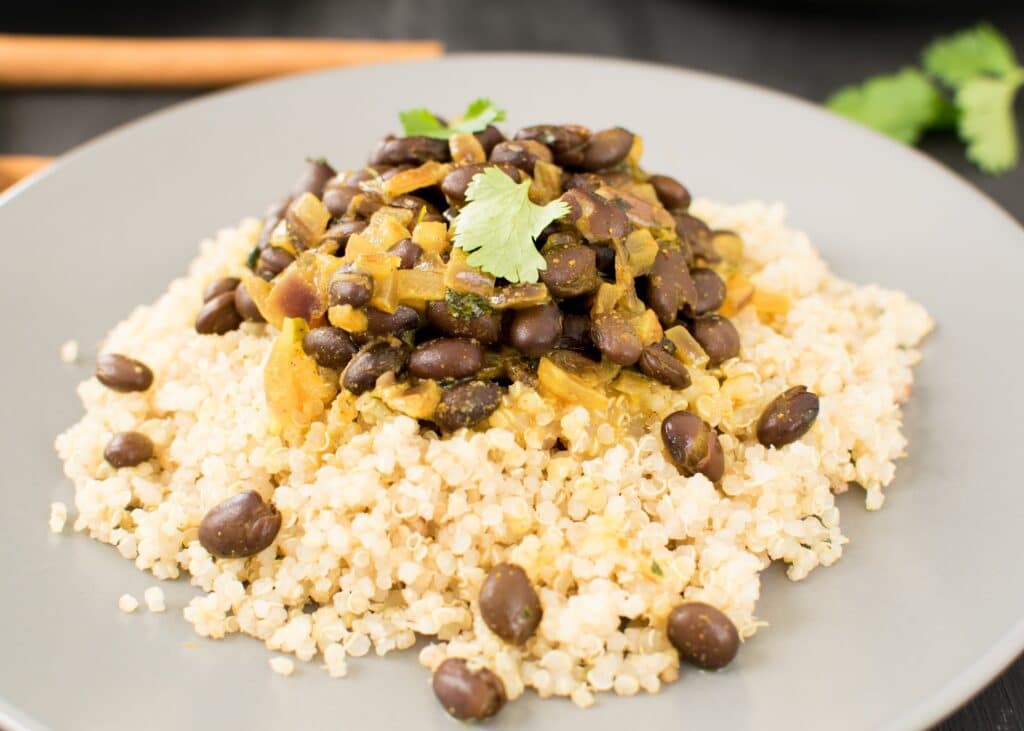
[0,35,444,88]
[0,155,52,189]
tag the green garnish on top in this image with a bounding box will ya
[399,98,506,140]
[825,23,1023,174]
[451,167,570,284]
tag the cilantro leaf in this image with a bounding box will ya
[399,98,506,140]
[923,23,1019,88]
[956,72,1024,173]
[451,168,569,283]
[826,68,951,144]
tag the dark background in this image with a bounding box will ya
[2,1,1021,728]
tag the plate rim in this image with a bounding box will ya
[2,52,1022,731]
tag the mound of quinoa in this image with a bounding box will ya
[55,199,932,706]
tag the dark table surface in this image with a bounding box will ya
[2,1,1022,728]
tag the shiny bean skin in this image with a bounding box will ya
[474,124,505,156]
[515,124,589,167]
[324,219,368,252]
[195,291,242,335]
[479,563,543,644]
[756,386,820,448]
[203,277,240,302]
[638,344,691,388]
[508,303,562,358]
[691,267,726,314]
[489,140,552,175]
[648,174,691,211]
[302,327,357,370]
[256,247,295,280]
[647,245,698,326]
[329,274,372,308]
[540,244,600,298]
[234,282,265,323]
[291,159,336,198]
[198,490,282,559]
[674,212,717,262]
[104,431,154,468]
[560,189,630,243]
[387,238,423,269]
[591,313,643,366]
[425,301,502,344]
[408,338,484,380]
[691,315,741,365]
[434,381,503,432]
[364,305,421,336]
[322,186,359,218]
[441,163,522,205]
[667,602,740,670]
[661,410,725,482]
[370,135,450,166]
[557,313,594,352]
[432,658,506,721]
[95,353,153,393]
[342,341,409,394]
[582,127,634,171]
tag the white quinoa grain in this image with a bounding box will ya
[59,339,79,364]
[52,204,932,704]
[269,657,295,676]
[144,586,166,612]
[48,502,67,533]
[118,594,139,613]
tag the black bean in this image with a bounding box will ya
[540,244,600,299]
[508,302,562,358]
[198,490,282,559]
[475,125,505,156]
[691,315,740,365]
[345,166,386,187]
[479,563,543,645]
[96,353,153,393]
[291,159,336,198]
[370,135,450,166]
[203,277,240,303]
[387,238,422,269]
[364,305,421,336]
[441,163,522,205]
[324,220,368,253]
[582,127,634,171]
[756,386,820,448]
[489,140,552,175]
[638,344,691,388]
[409,338,484,380]
[563,172,604,193]
[560,189,630,243]
[390,194,442,222]
[667,602,740,670]
[691,268,726,314]
[104,431,154,468]
[322,186,358,218]
[515,124,589,167]
[504,359,539,388]
[302,327,357,370]
[195,291,242,335]
[380,164,413,181]
[647,244,698,326]
[648,174,692,211]
[351,194,383,219]
[434,381,503,431]
[591,313,643,366]
[256,198,289,252]
[425,301,502,344]
[256,247,295,280]
[432,658,506,721]
[661,410,725,482]
[342,341,409,394]
[592,243,616,277]
[557,313,594,352]
[674,212,717,263]
[234,282,265,323]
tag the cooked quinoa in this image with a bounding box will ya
[55,198,931,705]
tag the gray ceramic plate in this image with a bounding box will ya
[1,54,1022,731]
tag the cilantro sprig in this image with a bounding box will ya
[451,168,570,283]
[826,23,1023,174]
[399,98,506,140]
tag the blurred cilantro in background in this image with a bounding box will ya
[827,24,1023,174]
